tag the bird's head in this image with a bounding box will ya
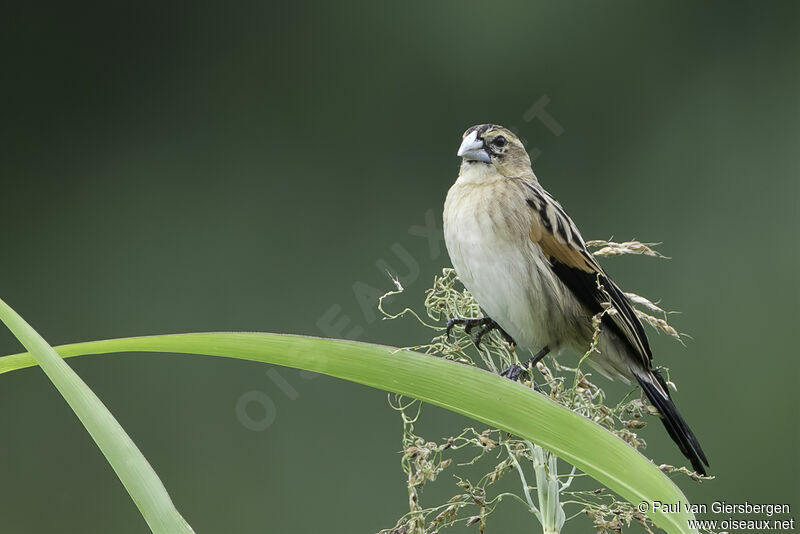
[457,124,531,178]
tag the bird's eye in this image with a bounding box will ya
[492,136,507,147]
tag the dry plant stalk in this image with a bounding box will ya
[377,241,711,534]
[586,239,667,258]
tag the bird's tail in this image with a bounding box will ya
[634,369,709,476]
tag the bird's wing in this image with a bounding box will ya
[525,184,653,367]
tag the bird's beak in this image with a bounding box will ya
[457,131,491,163]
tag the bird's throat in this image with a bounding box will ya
[458,161,504,185]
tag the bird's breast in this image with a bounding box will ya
[443,180,569,351]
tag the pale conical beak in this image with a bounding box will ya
[457,131,491,163]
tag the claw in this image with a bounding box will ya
[445,318,458,340]
[446,316,516,348]
[446,317,484,340]
[471,323,489,348]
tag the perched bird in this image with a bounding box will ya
[443,124,708,475]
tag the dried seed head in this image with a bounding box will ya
[646,404,662,417]
[587,239,667,258]
[380,259,688,534]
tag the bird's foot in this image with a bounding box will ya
[446,316,516,349]
[500,346,551,389]
[500,362,544,392]
[445,317,485,338]
[500,363,531,382]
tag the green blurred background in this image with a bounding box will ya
[1,1,797,532]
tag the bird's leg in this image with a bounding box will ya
[500,346,551,382]
[472,322,495,348]
[446,316,516,349]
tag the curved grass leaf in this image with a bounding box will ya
[0,332,698,534]
[0,300,195,534]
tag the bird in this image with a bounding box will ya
[443,123,708,475]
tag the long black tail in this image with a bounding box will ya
[635,370,709,476]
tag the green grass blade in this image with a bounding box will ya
[0,300,195,534]
[0,332,698,534]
